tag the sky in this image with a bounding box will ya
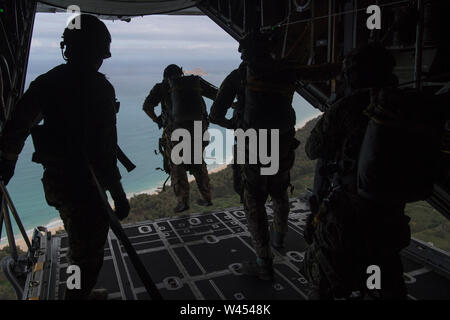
[29,13,240,63]
[26,13,243,99]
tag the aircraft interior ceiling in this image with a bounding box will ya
[37,0,198,16]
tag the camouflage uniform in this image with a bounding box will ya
[0,63,122,299]
[241,57,300,260]
[243,129,297,258]
[211,60,299,259]
[143,77,217,206]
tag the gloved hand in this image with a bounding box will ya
[0,157,17,185]
[108,181,130,220]
[155,116,163,129]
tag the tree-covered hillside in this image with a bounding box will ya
[124,116,450,254]
[123,118,318,224]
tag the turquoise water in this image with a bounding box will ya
[3,58,320,238]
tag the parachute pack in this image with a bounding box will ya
[243,64,296,133]
[357,88,446,204]
[168,75,204,125]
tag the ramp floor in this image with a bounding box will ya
[34,199,450,300]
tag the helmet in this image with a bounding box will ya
[163,64,183,80]
[61,14,111,60]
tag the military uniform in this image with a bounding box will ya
[143,76,218,207]
[213,58,301,261]
[241,57,300,262]
[305,90,371,193]
[242,129,297,259]
[0,63,122,299]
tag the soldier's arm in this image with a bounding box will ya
[142,83,162,123]
[199,77,219,101]
[0,80,44,161]
[209,70,239,129]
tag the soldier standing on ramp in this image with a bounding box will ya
[0,14,130,300]
[233,32,341,281]
[143,64,218,213]
[236,33,300,280]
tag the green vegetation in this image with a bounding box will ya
[125,116,450,253]
[0,247,22,300]
[0,116,448,300]
[123,118,318,224]
[406,201,450,252]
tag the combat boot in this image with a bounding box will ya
[270,223,285,248]
[174,202,189,213]
[241,257,274,281]
[197,199,213,207]
[87,288,109,300]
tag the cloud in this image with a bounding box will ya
[29,13,239,61]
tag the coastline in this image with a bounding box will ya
[0,163,231,251]
[0,116,319,251]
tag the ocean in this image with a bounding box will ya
[1,15,321,242]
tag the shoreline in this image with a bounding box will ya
[0,163,231,251]
[0,116,319,251]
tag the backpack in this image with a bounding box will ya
[357,88,445,204]
[169,75,204,125]
[243,63,296,133]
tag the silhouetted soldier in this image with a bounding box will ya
[304,43,413,300]
[235,33,300,280]
[143,64,218,213]
[229,32,341,281]
[209,61,247,203]
[0,14,130,300]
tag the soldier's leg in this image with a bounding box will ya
[232,144,244,202]
[269,171,291,236]
[42,171,109,299]
[269,130,296,248]
[191,161,212,205]
[60,203,109,300]
[243,164,271,260]
[366,203,409,300]
[378,253,407,300]
[171,163,190,209]
[269,170,291,249]
[241,164,274,280]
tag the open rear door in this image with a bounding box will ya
[428,122,450,220]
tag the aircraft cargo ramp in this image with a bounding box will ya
[21,198,450,300]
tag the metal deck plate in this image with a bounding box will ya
[40,199,450,300]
